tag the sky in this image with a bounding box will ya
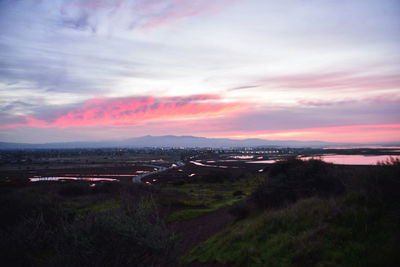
[0,0,399,144]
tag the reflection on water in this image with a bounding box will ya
[65,174,137,177]
[245,154,399,165]
[30,177,120,182]
[302,155,400,165]
[246,160,277,164]
[230,155,254,159]
[190,161,228,168]
[324,146,400,149]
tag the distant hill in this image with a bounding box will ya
[0,135,379,149]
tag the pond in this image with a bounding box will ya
[29,177,120,182]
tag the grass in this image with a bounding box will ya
[166,198,239,222]
[181,193,399,266]
[161,179,258,222]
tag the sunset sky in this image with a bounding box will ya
[0,0,399,143]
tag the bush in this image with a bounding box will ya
[51,200,177,267]
[371,157,400,199]
[233,190,245,197]
[0,187,177,267]
[252,158,345,208]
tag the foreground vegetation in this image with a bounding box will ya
[1,157,399,266]
[0,183,177,267]
[182,158,400,266]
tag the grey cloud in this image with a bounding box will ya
[220,102,400,132]
[0,101,36,113]
[61,11,95,32]
[228,85,260,91]
[0,113,27,125]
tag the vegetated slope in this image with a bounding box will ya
[182,158,400,267]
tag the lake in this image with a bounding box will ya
[246,154,399,165]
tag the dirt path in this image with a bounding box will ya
[167,205,235,266]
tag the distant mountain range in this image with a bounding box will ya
[0,135,398,149]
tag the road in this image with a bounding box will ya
[132,161,185,183]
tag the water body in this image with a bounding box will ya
[301,155,399,165]
[64,174,137,177]
[246,154,399,165]
[190,161,228,168]
[30,177,119,182]
[246,160,277,164]
[230,155,254,159]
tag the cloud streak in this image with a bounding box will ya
[259,72,400,91]
[55,0,240,32]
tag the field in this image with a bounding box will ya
[0,148,399,266]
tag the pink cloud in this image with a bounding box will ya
[0,94,248,129]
